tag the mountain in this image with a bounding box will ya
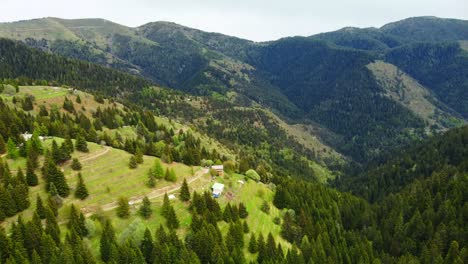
[0,16,466,163]
[0,15,467,264]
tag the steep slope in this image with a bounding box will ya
[367,60,463,129]
[385,42,468,119]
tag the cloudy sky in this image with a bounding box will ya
[0,0,466,41]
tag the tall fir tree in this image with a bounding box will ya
[180,178,190,201]
[74,173,89,200]
[75,132,88,153]
[36,195,46,219]
[166,205,179,230]
[139,196,152,219]
[26,158,38,186]
[117,197,130,218]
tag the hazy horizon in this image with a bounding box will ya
[1,0,467,41]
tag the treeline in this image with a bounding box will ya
[246,37,428,162]
[386,42,468,118]
[0,38,150,96]
[273,159,467,263]
[335,126,468,202]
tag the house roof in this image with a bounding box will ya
[212,165,224,170]
[212,182,224,190]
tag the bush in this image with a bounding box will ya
[245,169,260,182]
[260,201,270,214]
[71,158,82,170]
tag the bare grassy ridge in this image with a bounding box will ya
[367,61,462,129]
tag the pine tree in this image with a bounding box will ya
[139,196,152,219]
[45,208,60,245]
[180,178,190,201]
[165,168,176,182]
[67,204,88,238]
[151,159,165,179]
[140,228,154,264]
[76,95,82,104]
[161,193,170,217]
[71,158,82,170]
[117,197,130,218]
[147,174,156,188]
[238,202,248,218]
[223,203,233,222]
[135,147,144,164]
[26,158,38,186]
[166,205,179,229]
[6,138,18,159]
[243,221,250,233]
[74,173,89,200]
[129,155,138,169]
[75,133,88,152]
[36,195,46,219]
[100,220,117,263]
[249,233,258,253]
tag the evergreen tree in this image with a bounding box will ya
[67,204,88,237]
[6,138,18,159]
[75,133,88,152]
[36,195,46,219]
[117,197,130,218]
[71,158,82,170]
[45,208,60,245]
[100,220,117,263]
[135,147,144,164]
[26,158,38,186]
[139,196,152,219]
[140,228,154,264]
[166,205,179,229]
[76,95,82,104]
[180,178,190,201]
[249,233,258,253]
[161,193,170,217]
[165,168,177,182]
[238,202,248,218]
[243,221,250,233]
[74,173,89,200]
[129,155,138,169]
[150,158,165,179]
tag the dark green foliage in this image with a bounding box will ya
[180,178,190,201]
[26,158,38,186]
[43,154,70,197]
[248,233,258,253]
[0,135,5,154]
[386,42,468,118]
[74,173,89,200]
[166,205,179,229]
[67,204,88,237]
[135,147,143,164]
[238,202,248,218]
[116,197,130,218]
[75,133,88,152]
[140,228,153,264]
[139,196,152,219]
[100,220,117,263]
[71,158,82,171]
[149,158,165,179]
[260,201,270,214]
[6,138,19,159]
[161,193,170,218]
[128,155,138,169]
[35,195,46,219]
[62,97,75,113]
[164,168,177,182]
[21,95,34,111]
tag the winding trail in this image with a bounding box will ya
[83,168,209,217]
[79,146,111,162]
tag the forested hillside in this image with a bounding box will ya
[1,16,466,164]
[0,15,466,263]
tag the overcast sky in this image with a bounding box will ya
[0,0,466,41]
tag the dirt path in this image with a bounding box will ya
[79,146,111,162]
[83,168,209,217]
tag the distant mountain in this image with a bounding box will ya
[0,16,466,163]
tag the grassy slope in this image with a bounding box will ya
[367,61,464,128]
[1,85,289,260]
